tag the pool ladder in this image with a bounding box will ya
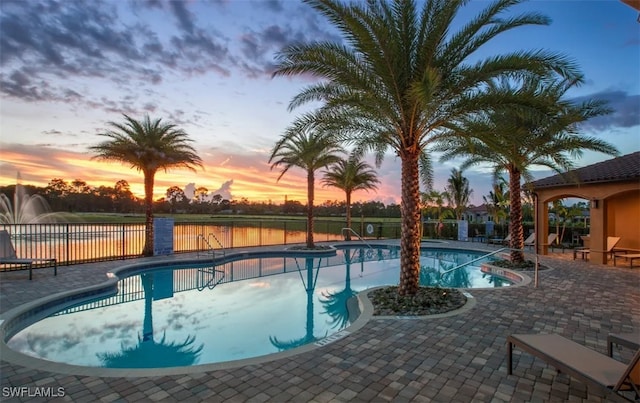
[197,233,226,258]
[196,233,226,290]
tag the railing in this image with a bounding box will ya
[439,246,541,287]
[439,247,510,278]
[341,228,374,249]
[197,233,226,258]
[1,219,388,268]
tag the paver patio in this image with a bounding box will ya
[1,241,638,402]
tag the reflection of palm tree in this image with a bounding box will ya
[270,257,326,349]
[98,273,203,368]
[419,255,472,288]
[483,272,508,288]
[320,250,357,329]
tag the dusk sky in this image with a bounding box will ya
[1,0,639,206]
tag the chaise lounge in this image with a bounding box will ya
[507,333,640,401]
[573,236,621,261]
[0,229,57,280]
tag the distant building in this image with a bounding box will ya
[463,204,490,223]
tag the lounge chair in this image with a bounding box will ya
[489,233,510,245]
[613,253,640,268]
[523,233,535,249]
[0,229,57,280]
[573,236,621,261]
[507,333,640,401]
[545,233,561,251]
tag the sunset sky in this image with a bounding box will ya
[1,0,639,206]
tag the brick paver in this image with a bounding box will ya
[1,241,638,402]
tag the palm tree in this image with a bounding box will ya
[273,0,580,295]
[322,154,380,239]
[483,178,510,236]
[438,77,618,263]
[444,168,472,221]
[91,114,203,256]
[269,129,343,249]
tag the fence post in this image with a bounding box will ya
[122,224,126,260]
[66,223,70,265]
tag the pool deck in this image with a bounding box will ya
[1,240,639,402]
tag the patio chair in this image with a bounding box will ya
[489,233,510,245]
[523,233,536,249]
[0,229,57,280]
[545,233,561,251]
[573,236,621,261]
[507,333,640,401]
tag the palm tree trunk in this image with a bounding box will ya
[398,151,421,296]
[142,171,156,257]
[508,166,524,263]
[306,170,315,249]
[345,191,352,241]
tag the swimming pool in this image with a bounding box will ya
[3,246,520,371]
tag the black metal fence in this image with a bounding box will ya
[0,220,402,269]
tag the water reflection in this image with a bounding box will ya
[8,247,513,369]
[97,272,204,368]
[270,257,327,349]
[320,250,358,329]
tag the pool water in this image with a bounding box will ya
[7,247,511,369]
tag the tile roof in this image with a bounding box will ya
[531,151,640,189]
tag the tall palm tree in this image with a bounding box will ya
[322,154,380,239]
[438,77,618,263]
[269,129,343,249]
[90,114,203,256]
[444,168,472,220]
[273,0,580,295]
[483,179,510,236]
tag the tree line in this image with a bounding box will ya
[0,180,403,218]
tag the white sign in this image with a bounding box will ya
[153,217,174,256]
[457,220,469,242]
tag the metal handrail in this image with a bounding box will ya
[341,228,373,250]
[439,247,511,278]
[197,233,226,258]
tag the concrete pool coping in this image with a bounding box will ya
[0,241,520,378]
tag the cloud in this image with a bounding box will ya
[0,0,233,104]
[571,90,640,131]
[210,179,234,200]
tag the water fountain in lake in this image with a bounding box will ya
[0,180,65,224]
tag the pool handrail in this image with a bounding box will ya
[197,233,226,258]
[439,247,513,278]
[341,228,373,250]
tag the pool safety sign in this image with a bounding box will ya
[458,220,469,242]
[153,217,174,255]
